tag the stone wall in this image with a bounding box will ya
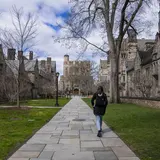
[120,97,160,109]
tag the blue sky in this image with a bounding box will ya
[0,0,159,74]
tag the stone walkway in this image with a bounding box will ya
[8,97,140,160]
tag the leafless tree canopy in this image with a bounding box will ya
[58,0,153,103]
[130,73,152,98]
[69,0,152,48]
[55,0,152,56]
[0,5,37,52]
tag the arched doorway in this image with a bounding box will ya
[74,88,79,95]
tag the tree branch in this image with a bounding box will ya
[111,0,119,31]
[92,7,105,21]
[123,0,143,35]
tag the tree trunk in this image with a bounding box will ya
[17,79,20,108]
[109,51,120,103]
[116,49,120,103]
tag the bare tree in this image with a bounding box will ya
[0,71,17,103]
[130,73,152,98]
[0,56,37,107]
[0,5,37,51]
[0,6,38,107]
[39,76,56,99]
[55,0,153,103]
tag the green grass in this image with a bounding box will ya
[1,98,71,107]
[82,98,160,160]
[0,108,61,160]
[25,98,71,107]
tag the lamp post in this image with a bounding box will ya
[55,72,60,106]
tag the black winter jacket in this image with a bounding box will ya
[91,93,108,115]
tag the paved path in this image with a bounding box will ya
[8,97,140,160]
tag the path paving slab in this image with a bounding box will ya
[102,138,126,147]
[52,151,95,160]
[111,146,136,157]
[19,144,45,152]
[8,97,140,160]
[38,151,54,159]
[80,133,100,141]
[81,141,104,148]
[94,151,118,160]
[8,158,29,160]
[11,151,40,158]
[119,157,140,160]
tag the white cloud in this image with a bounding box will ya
[0,0,70,74]
[0,0,159,75]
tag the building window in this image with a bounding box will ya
[0,64,3,72]
[136,70,140,81]
[146,67,149,77]
[123,76,125,82]
[66,68,68,76]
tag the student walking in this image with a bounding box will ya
[91,86,108,137]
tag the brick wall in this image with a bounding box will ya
[120,98,160,109]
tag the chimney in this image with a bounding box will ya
[47,57,52,73]
[29,51,33,60]
[47,57,51,64]
[18,51,23,60]
[41,60,45,69]
[7,49,16,60]
[64,54,69,62]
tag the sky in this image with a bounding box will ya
[0,0,159,75]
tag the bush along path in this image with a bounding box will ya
[8,97,140,160]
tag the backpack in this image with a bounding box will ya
[95,93,107,107]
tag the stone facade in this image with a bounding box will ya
[101,28,160,99]
[0,45,56,102]
[125,32,160,98]
[119,30,156,98]
[59,55,94,95]
[121,98,160,109]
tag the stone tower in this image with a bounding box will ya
[63,54,69,77]
[47,57,52,73]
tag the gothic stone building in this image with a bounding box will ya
[0,45,56,102]
[119,29,155,98]
[100,28,160,99]
[125,31,160,98]
[59,55,94,95]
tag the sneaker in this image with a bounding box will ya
[97,131,102,137]
[100,128,103,133]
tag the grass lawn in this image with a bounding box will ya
[82,98,160,160]
[0,98,71,107]
[24,98,71,107]
[0,108,61,160]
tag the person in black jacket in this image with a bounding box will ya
[91,86,108,137]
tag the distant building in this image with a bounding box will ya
[102,27,160,99]
[59,55,94,95]
[0,45,56,102]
